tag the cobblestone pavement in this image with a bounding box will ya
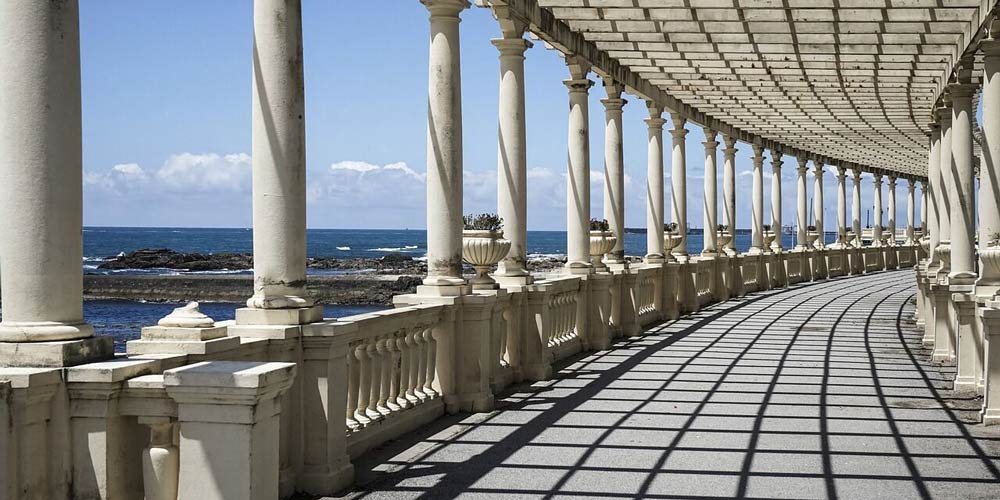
[326,271,1000,500]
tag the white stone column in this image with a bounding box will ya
[493,22,532,280]
[670,114,689,260]
[982,39,1000,285]
[813,162,825,248]
[938,102,954,271]
[920,180,927,238]
[927,125,942,265]
[564,56,593,272]
[873,173,884,246]
[703,128,719,256]
[750,144,765,254]
[0,0,111,361]
[836,166,848,247]
[247,0,313,309]
[888,175,898,246]
[723,135,738,255]
[950,83,977,281]
[795,155,809,250]
[771,150,784,251]
[645,103,666,263]
[602,80,627,265]
[906,179,916,244]
[852,168,863,247]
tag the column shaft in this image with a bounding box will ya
[723,135,738,254]
[951,85,977,278]
[836,167,848,246]
[703,129,719,255]
[795,157,808,249]
[493,36,531,277]
[564,59,593,271]
[906,180,916,244]
[750,145,765,253]
[601,83,626,264]
[771,151,783,251]
[939,104,954,248]
[873,174,884,245]
[645,104,666,262]
[814,163,825,247]
[927,126,942,264]
[852,169,863,246]
[0,0,94,341]
[422,0,468,287]
[888,176,898,245]
[982,41,1000,282]
[670,115,689,259]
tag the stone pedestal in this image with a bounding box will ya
[952,288,980,391]
[980,303,1000,425]
[165,361,296,500]
[0,368,62,500]
[931,282,957,363]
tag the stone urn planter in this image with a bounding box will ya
[663,232,682,257]
[763,231,776,250]
[589,230,617,272]
[806,231,819,247]
[919,237,930,255]
[981,246,1000,278]
[462,229,511,290]
[936,244,952,270]
[717,231,732,250]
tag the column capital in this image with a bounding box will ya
[647,101,664,119]
[602,77,624,100]
[835,165,848,177]
[491,37,532,57]
[703,127,718,145]
[563,78,594,93]
[601,97,627,112]
[490,5,529,39]
[644,116,667,129]
[888,175,898,187]
[937,105,953,124]
[814,162,825,175]
[421,0,470,17]
[751,143,765,159]
[981,38,1000,56]
[948,82,978,99]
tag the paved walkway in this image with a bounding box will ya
[329,271,1000,500]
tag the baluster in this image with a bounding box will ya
[387,332,402,412]
[140,417,178,500]
[375,337,392,417]
[499,306,510,368]
[346,342,361,430]
[423,328,438,398]
[414,327,429,402]
[395,335,412,409]
[364,341,383,422]
[405,329,422,405]
[354,344,373,426]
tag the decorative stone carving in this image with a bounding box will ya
[663,232,683,257]
[462,230,511,290]
[158,302,215,328]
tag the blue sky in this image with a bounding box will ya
[80,1,921,231]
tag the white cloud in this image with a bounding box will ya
[155,153,251,192]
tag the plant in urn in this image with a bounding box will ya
[663,222,682,260]
[461,213,511,290]
[589,218,616,272]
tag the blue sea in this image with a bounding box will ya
[2,227,836,350]
[82,226,829,275]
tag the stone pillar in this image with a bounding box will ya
[602,80,627,265]
[920,181,927,239]
[645,103,666,263]
[852,168,863,247]
[422,0,468,289]
[564,56,593,273]
[836,166,848,247]
[492,21,532,281]
[888,176,898,246]
[873,173,884,246]
[750,145,766,254]
[795,155,809,250]
[981,303,1000,424]
[248,0,313,309]
[165,361,296,500]
[670,114,689,260]
[938,101,954,273]
[771,150,784,252]
[703,128,719,256]
[814,162,825,248]
[950,83,977,282]
[906,179,916,244]
[927,125,942,266]
[982,39,1000,286]
[0,0,113,364]
[723,135,738,255]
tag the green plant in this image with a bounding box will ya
[762,224,772,231]
[590,218,610,231]
[664,222,679,234]
[717,224,728,233]
[990,232,1000,247]
[463,213,504,232]
[806,225,817,231]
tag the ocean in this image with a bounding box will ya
[2,227,835,351]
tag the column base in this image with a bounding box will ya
[235,305,324,326]
[298,463,354,496]
[0,335,114,368]
[982,408,1000,426]
[495,274,535,286]
[954,377,978,392]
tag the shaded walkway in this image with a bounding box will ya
[330,272,1000,499]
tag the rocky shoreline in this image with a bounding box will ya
[81,248,570,305]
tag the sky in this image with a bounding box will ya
[79,1,925,231]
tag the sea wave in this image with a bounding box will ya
[336,246,351,251]
[370,245,420,252]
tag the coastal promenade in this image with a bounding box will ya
[333,273,1000,500]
